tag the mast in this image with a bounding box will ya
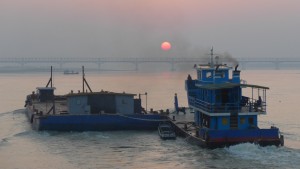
[82,66,85,93]
[46,66,53,87]
[210,47,214,68]
[45,66,55,114]
[82,66,93,93]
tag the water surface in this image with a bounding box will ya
[1,70,300,168]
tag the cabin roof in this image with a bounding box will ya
[66,91,136,97]
[195,64,231,70]
[36,87,56,90]
[195,83,269,90]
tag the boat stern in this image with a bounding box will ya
[199,127,283,148]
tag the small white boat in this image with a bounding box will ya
[158,122,176,140]
[63,70,79,75]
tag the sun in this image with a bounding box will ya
[161,41,171,51]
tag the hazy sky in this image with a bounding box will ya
[0,0,299,59]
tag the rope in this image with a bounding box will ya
[116,114,169,122]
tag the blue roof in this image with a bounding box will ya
[195,83,269,90]
[36,87,56,90]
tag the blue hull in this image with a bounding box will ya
[201,128,282,148]
[26,108,167,131]
[171,121,283,148]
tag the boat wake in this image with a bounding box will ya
[0,109,31,146]
[110,146,137,149]
[224,143,300,168]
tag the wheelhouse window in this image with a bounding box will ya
[215,71,225,78]
[206,72,212,78]
[197,70,202,79]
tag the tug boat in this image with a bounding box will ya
[172,49,284,148]
[24,66,168,131]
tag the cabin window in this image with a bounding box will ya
[215,71,225,78]
[197,71,202,79]
[248,117,254,125]
[206,72,212,78]
[240,117,245,124]
[222,118,228,125]
[216,93,221,103]
[202,115,210,128]
[203,90,208,101]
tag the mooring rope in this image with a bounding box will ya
[116,114,169,122]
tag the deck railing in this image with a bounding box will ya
[188,96,266,114]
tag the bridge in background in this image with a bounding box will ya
[0,57,300,71]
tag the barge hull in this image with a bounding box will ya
[26,108,166,131]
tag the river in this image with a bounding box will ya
[0,70,300,168]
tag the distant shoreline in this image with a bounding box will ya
[1,63,300,74]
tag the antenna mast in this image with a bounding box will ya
[210,47,214,68]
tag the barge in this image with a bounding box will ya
[172,48,284,148]
[24,67,168,131]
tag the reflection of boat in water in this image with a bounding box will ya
[24,66,168,131]
[158,122,176,140]
[172,48,284,149]
[64,70,79,75]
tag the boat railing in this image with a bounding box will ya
[188,96,266,114]
[242,99,267,114]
